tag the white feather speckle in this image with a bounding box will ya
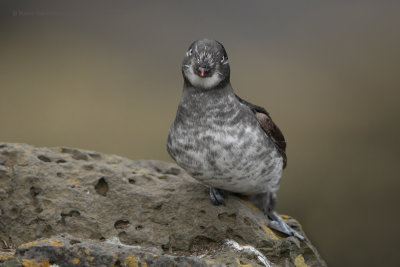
[106,236,141,249]
[225,239,272,267]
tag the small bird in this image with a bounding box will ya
[167,39,304,240]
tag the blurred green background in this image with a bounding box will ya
[1,1,399,266]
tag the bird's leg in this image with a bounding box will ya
[209,187,226,205]
[248,192,305,241]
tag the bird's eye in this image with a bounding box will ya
[221,56,225,63]
[186,49,192,57]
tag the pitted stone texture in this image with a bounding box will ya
[0,143,326,267]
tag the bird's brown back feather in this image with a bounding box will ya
[235,94,287,168]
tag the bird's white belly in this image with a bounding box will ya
[170,124,283,195]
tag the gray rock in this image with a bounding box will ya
[5,234,218,267]
[0,143,326,266]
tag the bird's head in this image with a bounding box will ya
[182,39,230,90]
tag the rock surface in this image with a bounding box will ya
[0,143,326,266]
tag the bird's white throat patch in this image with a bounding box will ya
[185,67,222,89]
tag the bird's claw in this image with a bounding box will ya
[268,211,305,241]
[209,187,225,205]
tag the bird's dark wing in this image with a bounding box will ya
[235,94,287,168]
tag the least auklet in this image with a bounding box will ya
[167,39,304,240]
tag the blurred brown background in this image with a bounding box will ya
[1,1,399,266]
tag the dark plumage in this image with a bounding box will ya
[167,39,304,240]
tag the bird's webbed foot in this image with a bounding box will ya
[268,210,305,241]
[209,187,226,205]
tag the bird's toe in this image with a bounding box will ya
[209,187,225,205]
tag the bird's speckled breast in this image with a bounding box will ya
[167,87,283,195]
